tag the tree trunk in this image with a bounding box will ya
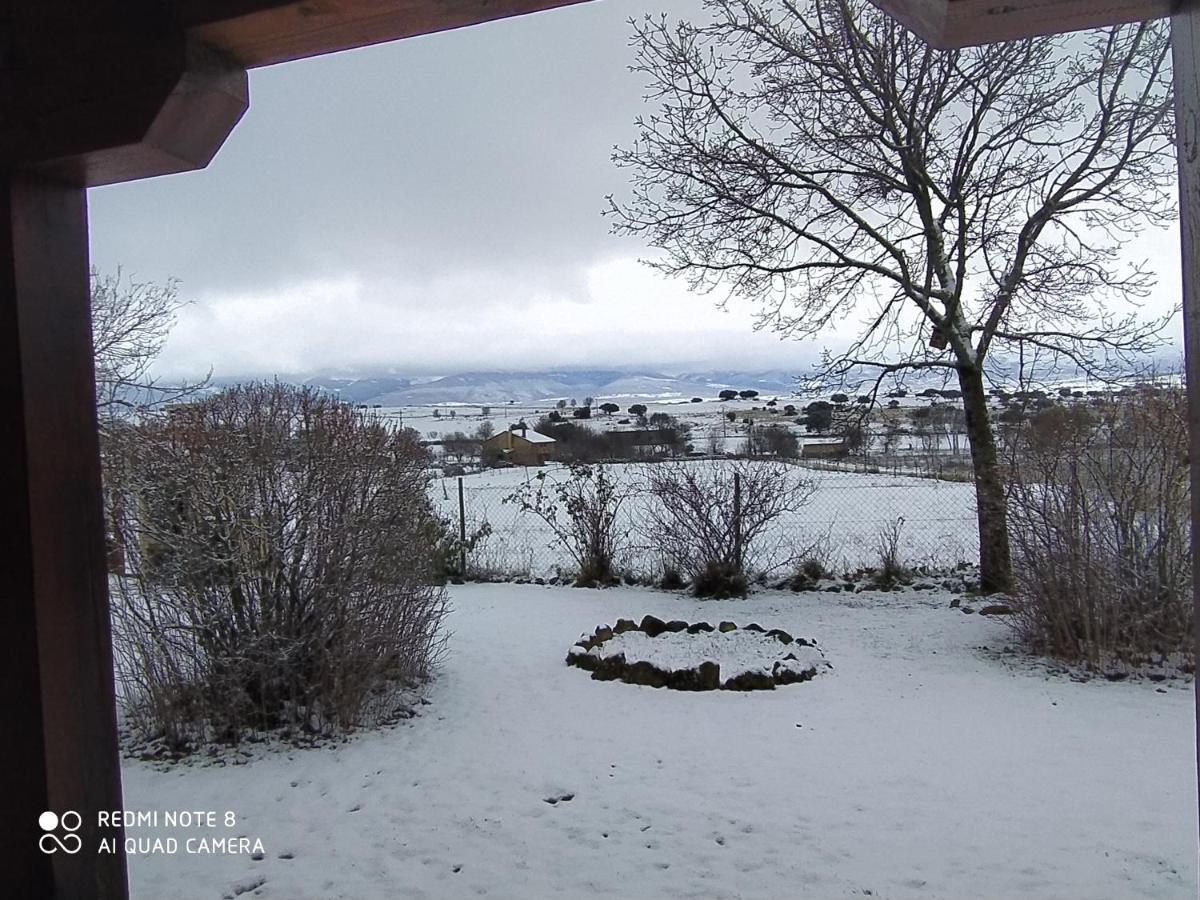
[957,366,1013,593]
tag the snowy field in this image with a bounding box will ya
[122,583,1196,899]
[430,461,978,577]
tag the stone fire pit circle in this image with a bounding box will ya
[566,615,830,691]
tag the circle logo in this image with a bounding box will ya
[38,810,82,855]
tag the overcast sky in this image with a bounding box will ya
[88,0,1183,380]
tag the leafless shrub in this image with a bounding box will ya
[872,516,910,589]
[786,528,835,590]
[1005,388,1191,666]
[642,460,815,597]
[504,463,634,586]
[106,383,449,751]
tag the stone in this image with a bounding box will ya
[664,620,689,633]
[978,604,1014,616]
[718,621,737,633]
[593,626,614,643]
[961,606,975,614]
[744,623,765,632]
[773,660,817,685]
[640,615,667,637]
[722,671,776,691]
[949,597,961,608]
[592,653,627,681]
[614,618,638,634]
[697,661,721,690]
[568,652,599,672]
[624,661,670,688]
[766,628,793,644]
[686,621,714,634]
[668,666,708,691]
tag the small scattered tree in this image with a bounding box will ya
[442,430,477,464]
[804,402,833,433]
[628,403,648,417]
[738,389,759,400]
[648,412,692,455]
[718,390,738,401]
[599,402,620,416]
[751,425,800,459]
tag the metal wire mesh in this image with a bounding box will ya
[429,460,978,581]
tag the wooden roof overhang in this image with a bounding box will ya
[4,0,591,189]
[868,0,1170,48]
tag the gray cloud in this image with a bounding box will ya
[88,0,1181,380]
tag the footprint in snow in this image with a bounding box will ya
[543,792,575,805]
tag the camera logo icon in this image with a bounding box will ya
[39,811,82,855]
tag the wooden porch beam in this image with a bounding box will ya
[1,174,126,898]
[1171,0,1200,820]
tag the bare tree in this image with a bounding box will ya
[609,0,1175,592]
[91,268,207,419]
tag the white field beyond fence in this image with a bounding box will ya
[430,460,978,579]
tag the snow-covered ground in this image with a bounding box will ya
[432,461,977,576]
[122,583,1196,899]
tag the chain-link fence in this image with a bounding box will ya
[428,459,978,581]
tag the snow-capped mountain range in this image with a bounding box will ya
[232,369,805,405]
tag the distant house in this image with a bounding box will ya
[483,424,557,466]
[801,439,848,460]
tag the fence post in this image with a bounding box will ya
[458,476,467,576]
[733,470,742,572]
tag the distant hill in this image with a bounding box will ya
[220,369,806,406]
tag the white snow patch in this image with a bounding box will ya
[120,584,1197,900]
[589,629,826,681]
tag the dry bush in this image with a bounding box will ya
[1005,388,1191,666]
[106,383,449,750]
[642,461,815,597]
[871,516,911,589]
[504,463,634,586]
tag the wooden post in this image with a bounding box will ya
[733,471,743,573]
[458,477,468,576]
[1170,0,1200,818]
[0,173,127,897]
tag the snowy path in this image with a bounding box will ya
[122,584,1196,899]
